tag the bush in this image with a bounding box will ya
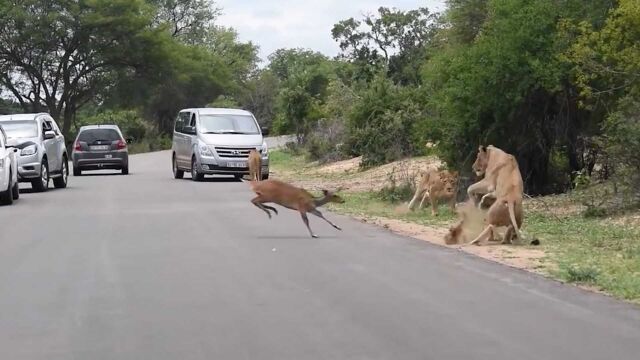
[562,264,600,284]
[376,163,416,203]
[77,109,147,141]
[304,118,347,163]
[344,76,422,168]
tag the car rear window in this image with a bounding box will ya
[78,129,121,143]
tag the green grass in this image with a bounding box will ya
[270,149,640,303]
[327,192,456,227]
[525,212,640,301]
[268,150,308,172]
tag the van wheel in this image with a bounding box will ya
[73,167,81,176]
[261,173,269,180]
[173,154,184,179]
[122,166,129,175]
[32,159,49,192]
[53,157,68,188]
[191,157,204,182]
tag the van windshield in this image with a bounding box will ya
[0,120,38,139]
[199,114,259,135]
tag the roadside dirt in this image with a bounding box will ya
[279,155,444,192]
[354,215,546,273]
[275,154,549,275]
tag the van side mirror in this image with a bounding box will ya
[261,126,270,136]
[44,131,56,140]
[183,126,196,135]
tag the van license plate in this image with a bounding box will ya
[105,154,112,159]
[227,162,246,168]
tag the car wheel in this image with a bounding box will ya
[53,157,68,189]
[31,159,49,192]
[173,154,184,179]
[12,180,19,200]
[262,173,269,180]
[73,166,81,176]
[122,165,129,175]
[1,172,14,205]
[191,157,204,182]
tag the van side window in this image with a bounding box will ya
[174,114,184,133]
[179,112,191,133]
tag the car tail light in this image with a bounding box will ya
[116,139,127,150]
[74,141,81,151]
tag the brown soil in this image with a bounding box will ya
[280,155,443,193]
[354,214,546,273]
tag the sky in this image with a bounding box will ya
[216,1,446,64]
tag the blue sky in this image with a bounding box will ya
[216,1,446,64]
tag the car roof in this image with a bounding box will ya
[78,124,121,131]
[181,108,253,116]
[0,112,50,121]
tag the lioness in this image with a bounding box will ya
[408,169,458,216]
[465,145,524,245]
[248,149,261,181]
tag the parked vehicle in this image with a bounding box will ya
[0,113,69,192]
[171,108,270,181]
[71,125,129,176]
[0,126,19,205]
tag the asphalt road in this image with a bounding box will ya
[1,149,639,360]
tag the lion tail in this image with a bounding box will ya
[507,200,522,243]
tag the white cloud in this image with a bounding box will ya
[216,0,446,64]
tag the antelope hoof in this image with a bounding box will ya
[334,225,342,231]
[311,234,319,238]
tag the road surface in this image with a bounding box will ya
[1,150,639,360]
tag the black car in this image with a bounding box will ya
[71,125,129,176]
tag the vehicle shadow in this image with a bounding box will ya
[180,176,243,183]
[74,173,125,177]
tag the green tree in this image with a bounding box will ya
[151,0,220,44]
[0,0,162,136]
[422,0,614,194]
[332,7,439,85]
[565,0,640,191]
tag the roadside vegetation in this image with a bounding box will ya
[271,149,640,303]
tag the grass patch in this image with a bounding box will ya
[525,212,640,301]
[327,192,456,228]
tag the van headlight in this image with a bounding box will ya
[21,144,37,156]
[261,141,268,157]
[199,144,213,157]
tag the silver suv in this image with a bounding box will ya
[0,113,69,192]
[171,108,270,181]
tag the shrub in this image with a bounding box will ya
[376,163,416,203]
[562,264,600,284]
[344,76,423,168]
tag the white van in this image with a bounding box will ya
[171,108,270,181]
